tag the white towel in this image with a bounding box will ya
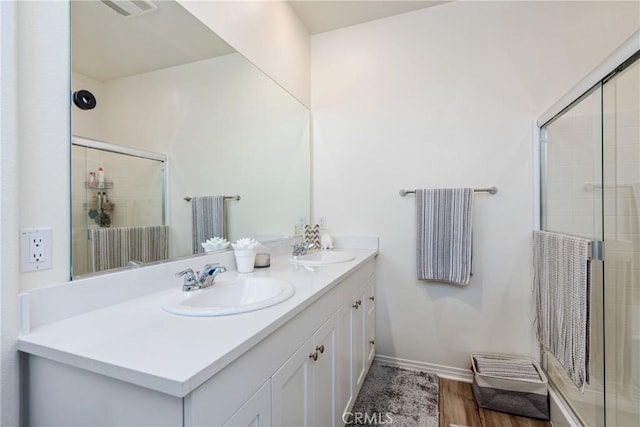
[416,188,473,285]
[191,196,225,254]
[533,230,590,392]
[90,225,169,272]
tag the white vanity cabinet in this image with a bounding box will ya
[271,313,336,427]
[313,314,338,427]
[23,355,184,427]
[222,380,272,427]
[365,279,376,368]
[185,260,374,427]
[336,262,376,423]
[351,282,367,395]
[20,254,377,427]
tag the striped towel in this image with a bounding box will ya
[416,188,474,285]
[474,355,541,380]
[90,225,169,272]
[191,196,225,254]
[533,230,590,392]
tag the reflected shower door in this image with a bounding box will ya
[71,143,165,277]
[541,84,606,427]
[602,57,640,427]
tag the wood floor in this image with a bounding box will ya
[439,378,552,427]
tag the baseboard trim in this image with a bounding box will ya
[374,354,474,383]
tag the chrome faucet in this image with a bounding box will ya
[292,242,315,257]
[176,264,227,292]
[199,264,227,288]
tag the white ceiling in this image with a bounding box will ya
[289,1,449,34]
[72,0,449,82]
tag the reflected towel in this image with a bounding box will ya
[191,195,225,254]
[90,225,169,272]
[416,188,473,285]
[533,230,590,392]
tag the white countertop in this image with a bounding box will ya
[18,249,377,397]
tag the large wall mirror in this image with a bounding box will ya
[71,0,310,277]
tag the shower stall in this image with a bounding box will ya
[538,31,640,426]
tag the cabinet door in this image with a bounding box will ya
[272,337,313,427]
[223,380,271,427]
[351,287,366,395]
[336,303,353,423]
[312,314,337,427]
[364,278,376,368]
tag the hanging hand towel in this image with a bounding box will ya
[416,188,474,285]
[191,196,225,254]
[533,230,590,392]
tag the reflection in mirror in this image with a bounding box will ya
[70,0,310,278]
[71,138,167,276]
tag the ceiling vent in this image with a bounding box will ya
[100,0,157,18]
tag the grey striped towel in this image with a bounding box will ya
[416,188,473,285]
[90,225,169,272]
[474,355,541,380]
[191,196,225,254]
[533,230,590,392]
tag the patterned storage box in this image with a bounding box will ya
[471,353,549,420]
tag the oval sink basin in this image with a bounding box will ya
[288,250,355,266]
[163,277,295,317]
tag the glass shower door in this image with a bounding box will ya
[602,56,640,427]
[71,142,166,277]
[541,84,606,427]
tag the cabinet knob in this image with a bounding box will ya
[369,340,375,345]
[309,351,318,361]
[369,296,375,301]
[353,299,362,309]
[316,345,325,354]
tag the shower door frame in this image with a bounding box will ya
[537,30,640,427]
[539,82,606,427]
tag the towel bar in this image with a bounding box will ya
[399,187,498,197]
[184,195,241,202]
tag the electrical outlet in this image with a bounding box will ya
[29,235,46,263]
[21,228,52,272]
[317,216,327,230]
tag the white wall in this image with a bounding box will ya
[3,2,69,424]
[177,0,310,108]
[2,2,70,424]
[0,2,19,425]
[18,1,71,292]
[311,1,640,371]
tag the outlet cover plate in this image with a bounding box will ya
[317,216,327,230]
[21,228,52,272]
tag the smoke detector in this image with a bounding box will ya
[100,0,157,18]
